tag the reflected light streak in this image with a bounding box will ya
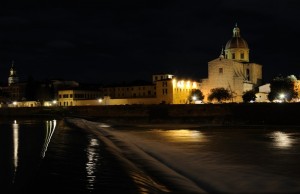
[41,120,57,158]
[271,131,293,148]
[157,129,205,142]
[12,120,19,182]
[97,123,111,128]
[86,138,99,190]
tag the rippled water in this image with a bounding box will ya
[2,118,300,193]
[0,118,139,194]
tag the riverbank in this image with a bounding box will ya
[0,103,299,125]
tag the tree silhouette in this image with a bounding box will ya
[208,87,232,103]
[268,75,297,102]
[242,90,257,103]
[188,89,204,103]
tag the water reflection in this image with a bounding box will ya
[41,120,57,158]
[7,119,58,187]
[85,137,100,190]
[270,131,294,149]
[155,129,206,142]
[12,120,19,183]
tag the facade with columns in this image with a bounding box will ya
[201,24,263,102]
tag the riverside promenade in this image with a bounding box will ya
[0,103,299,126]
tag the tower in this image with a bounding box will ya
[8,61,19,86]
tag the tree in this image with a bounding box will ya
[188,89,204,103]
[208,87,232,103]
[242,90,257,103]
[268,75,298,102]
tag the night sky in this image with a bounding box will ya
[1,0,300,85]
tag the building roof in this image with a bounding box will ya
[225,24,249,49]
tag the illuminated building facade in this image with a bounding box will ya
[201,24,262,102]
[57,74,201,106]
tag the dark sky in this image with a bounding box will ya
[1,0,300,85]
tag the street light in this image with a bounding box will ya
[279,93,285,102]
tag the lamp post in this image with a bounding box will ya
[98,98,103,105]
[279,93,286,103]
[192,95,197,104]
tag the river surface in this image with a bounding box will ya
[1,117,300,193]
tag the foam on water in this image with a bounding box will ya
[66,118,300,193]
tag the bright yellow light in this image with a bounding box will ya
[98,98,103,103]
[186,81,191,89]
[192,82,197,89]
[172,79,176,86]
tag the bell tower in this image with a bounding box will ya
[8,60,19,86]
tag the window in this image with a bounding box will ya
[219,68,223,74]
[241,53,244,59]
[246,69,250,81]
[232,53,235,59]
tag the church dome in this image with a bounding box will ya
[225,25,248,49]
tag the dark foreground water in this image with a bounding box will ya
[2,117,300,193]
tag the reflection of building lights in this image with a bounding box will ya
[12,119,19,181]
[42,120,57,158]
[86,138,99,190]
[156,129,206,142]
[271,131,293,148]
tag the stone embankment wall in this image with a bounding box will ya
[0,103,299,125]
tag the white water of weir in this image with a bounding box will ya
[67,118,300,194]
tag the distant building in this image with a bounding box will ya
[1,61,26,102]
[293,80,300,102]
[8,61,19,86]
[201,24,263,102]
[57,74,201,106]
[256,83,270,102]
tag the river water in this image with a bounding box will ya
[1,117,300,193]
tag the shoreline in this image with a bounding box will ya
[1,103,300,126]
